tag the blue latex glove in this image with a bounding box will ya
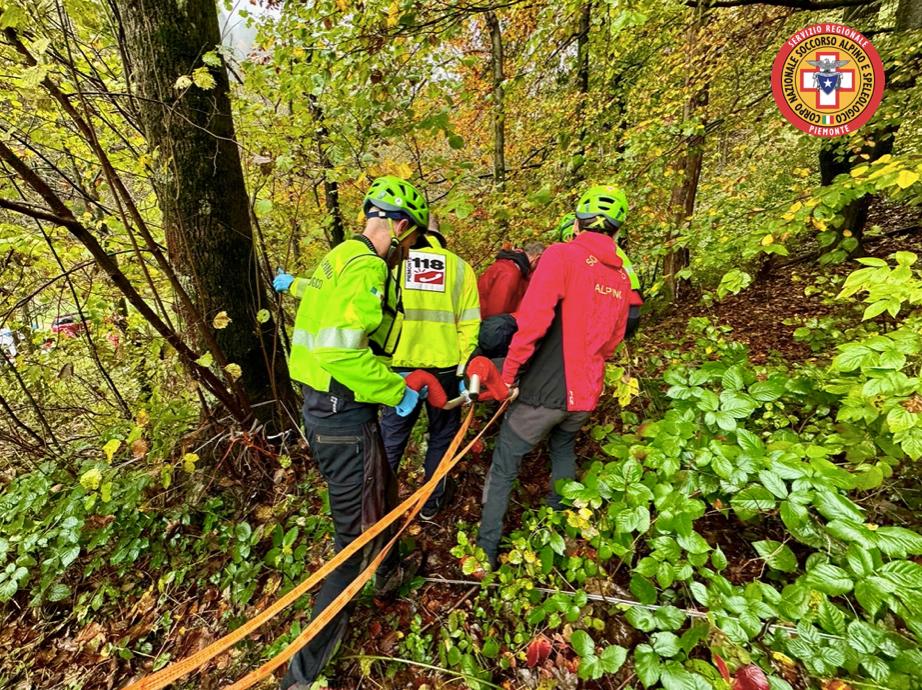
[273,269,294,293]
[395,386,420,417]
[458,379,473,406]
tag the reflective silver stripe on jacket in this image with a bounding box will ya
[292,327,367,349]
[457,307,480,322]
[403,308,455,324]
[451,255,465,306]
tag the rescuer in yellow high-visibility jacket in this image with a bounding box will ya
[272,176,430,690]
[380,223,481,521]
[392,233,480,370]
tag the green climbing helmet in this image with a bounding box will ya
[364,175,429,232]
[575,185,628,232]
[556,213,577,242]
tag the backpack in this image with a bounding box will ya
[477,314,518,358]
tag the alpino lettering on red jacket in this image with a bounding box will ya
[594,284,623,299]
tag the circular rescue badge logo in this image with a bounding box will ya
[771,23,884,137]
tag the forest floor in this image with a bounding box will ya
[5,218,921,690]
[311,215,922,689]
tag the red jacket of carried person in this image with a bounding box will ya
[477,249,533,318]
[502,231,641,412]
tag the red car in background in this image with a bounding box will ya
[51,314,85,337]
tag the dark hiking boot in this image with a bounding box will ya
[420,477,457,521]
[374,549,423,598]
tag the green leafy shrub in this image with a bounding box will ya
[447,263,922,688]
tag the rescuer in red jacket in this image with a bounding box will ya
[477,242,545,318]
[476,185,642,567]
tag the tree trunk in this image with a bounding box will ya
[663,97,706,302]
[663,7,709,304]
[896,0,922,30]
[569,2,592,184]
[319,160,345,247]
[486,11,506,195]
[314,123,345,247]
[576,4,591,97]
[815,1,884,256]
[113,0,292,421]
[815,0,919,258]
[305,52,345,248]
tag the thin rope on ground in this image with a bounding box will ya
[424,577,847,641]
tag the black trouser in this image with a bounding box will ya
[282,415,399,689]
[476,402,589,565]
[380,368,461,509]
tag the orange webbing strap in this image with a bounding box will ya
[123,400,505,690]
[123,411,471,690]
[225,491,408,689]
[224,402,507,690]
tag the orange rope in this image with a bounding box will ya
[123,400,507,690]
[224,402,507,689]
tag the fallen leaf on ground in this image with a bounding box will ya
[733,664,770,690]
[526,635,552,668]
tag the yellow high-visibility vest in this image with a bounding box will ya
[392,246,480,370]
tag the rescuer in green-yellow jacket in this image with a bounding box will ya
[380,217,481,520]
[272,176,429,690]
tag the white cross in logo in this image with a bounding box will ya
[800,51,855,109]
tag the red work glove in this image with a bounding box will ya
[465,356,516,401]
[403,370,448,409]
